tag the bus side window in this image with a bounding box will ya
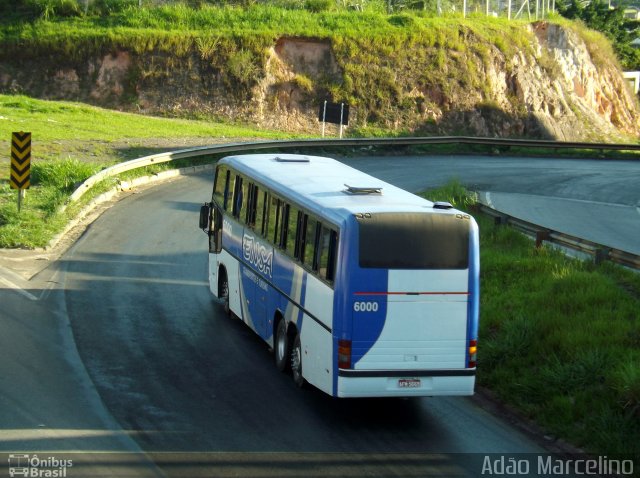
[286,205,300,256]
[252,187,265,230]
[319,226,338,282]
[326,229,338,281]
[223,170,233,212]
[279,203,290,249]
[213,165,227,207]
[302,216,319,271]
[232,175,243,218]
[269,196,281,245]
[246,183,257,226]
[239,178,249,223]
[258,191,269,237]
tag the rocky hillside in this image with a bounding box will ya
[1,20,638,141]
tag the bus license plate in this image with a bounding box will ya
[398,378,421,388]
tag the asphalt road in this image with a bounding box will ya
[2,154,638,477]
[341,155,640,254]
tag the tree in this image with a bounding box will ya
[559,0,640,70]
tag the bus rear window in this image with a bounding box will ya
[358,212,469,269]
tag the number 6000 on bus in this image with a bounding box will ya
[199,154,479,398]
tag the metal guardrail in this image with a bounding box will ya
[477,204,640,270]
[67,136,640,203]
[66,136,640,270]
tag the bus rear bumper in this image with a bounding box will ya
[336,369,476,398]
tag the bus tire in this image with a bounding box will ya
[219,269,230,316]
[275,319,290,372]
[291,332,305,388]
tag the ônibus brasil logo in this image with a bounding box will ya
[8,454,73,477]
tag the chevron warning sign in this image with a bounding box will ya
[10,131,31,190]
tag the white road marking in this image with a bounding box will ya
[0,276,38,301]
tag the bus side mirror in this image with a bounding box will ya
[199,203,211,232]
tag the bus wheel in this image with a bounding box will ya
[275,319,290,372]
[291,332,305,388]
[219,273,230,316]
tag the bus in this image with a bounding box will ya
[199,153,479,398]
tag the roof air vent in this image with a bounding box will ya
[274,156,310,163]
[433,201,453,209]
[343,184,383,195]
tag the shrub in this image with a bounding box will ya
[304,0,333,13]
[32,158,97,192]
[615,359,640,418]
[227,49,260,86]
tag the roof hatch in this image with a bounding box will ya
[274,156,310,163]
[343,184,383,195]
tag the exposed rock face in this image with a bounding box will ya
[253,37,343,131]
[525,22,639,140]
[419,22,640,140]
[89,51,132,102]
[1,22,638,140]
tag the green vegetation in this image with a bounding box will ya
[1,0,634,140]
[0,1,541,134]
[2,0,634,71]
[0,158,96,247]
[0,94,298,248]
[0,94,292,143]
[425,181,640,458]
[557,0,640,70]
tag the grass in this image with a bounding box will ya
[1,4,634,140]
[0,5,546,135]
[0,94,301,248]
[0,94,294,143]
[424,181,640,458]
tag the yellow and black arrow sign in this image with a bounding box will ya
[10,131,31,190]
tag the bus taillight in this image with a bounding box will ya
[338,339,352,369]
[468,339,478,368]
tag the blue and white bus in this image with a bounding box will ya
[199,153,479,398]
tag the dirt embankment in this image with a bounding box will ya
[1,21,638,140]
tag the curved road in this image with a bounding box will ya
[2,154,638,476]
[344,155,640,254]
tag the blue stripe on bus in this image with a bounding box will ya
[466,220,480,365]
[224,233,332,338]
[331,216,390,394]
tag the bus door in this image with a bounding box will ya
[200,201,223,298]
[210,204,223,297]
[239,184,271,338]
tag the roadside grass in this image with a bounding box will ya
[424,181,640,458]
[0,94,293,144]
[0,6,538,134]
[0,94,300,248]
[2,5,634,140]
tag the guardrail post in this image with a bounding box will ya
[535,230,550,248]
[494,214,507,226]
[594,248,610,265]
